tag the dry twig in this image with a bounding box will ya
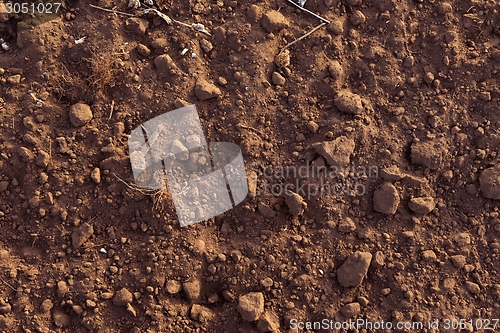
[89,4,136,17]
[279,22,327,55]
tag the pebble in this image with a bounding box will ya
[350,10,366,26]
[71,223,94,247]
[183,279,201,302]
[465,281,480,294]
[113,288,133,306]
[438,2,453,14]
[125,17,149,35]
[261,11,290,33]
[257,311,280,332]
[191,304,215,322]
[421,250,437,261]
[314,136,355,168]
[154,54,179,75]
[126,303,137,316]
[410,139,446,170]
[57,281,69,298]
[479,165,500,199]
[336,251,372,287]
[338,217,356,232]
[166,280,182,294]
[408,197,435,214]
[340,302,361,318]
[334,91,364,115]
[69,103,93,127]
[373,182,400,215]
[53,310,71,327]
[284,191,307,217]
[327,18,344,35]
[271,72,286,85]
[450,255,466,268]
[200,39,213,52]
[307,121,319,133]
[247,4,262,22]
[100,292,114,300]
[258,202,276,218]
[136,44,151,57]
[7,74,21,85]
[36,151,50,167]
[328,61,343,80]
[238,292,264,322]
[194,79,222,101]
[91,168,101,184]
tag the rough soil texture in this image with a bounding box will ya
[1,0,500,332]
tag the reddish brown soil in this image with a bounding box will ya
[1,0,500,332]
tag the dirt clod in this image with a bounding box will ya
[373,182,400,215]
[113,288,133,307]
[334,91,364,115]
[125,18,149,35]
[194,80,222,101]
[69,103,93,128]
[479,165,500,199]
[314,136,355,168]
[261,11,289,33]
[337,251,372,288]
[408,197,435,214]
[71,223,94,247]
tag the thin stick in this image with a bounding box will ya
[279,22,327,54]
[89,4,136,17]
[287,0,330,23]
[109,100,115,120]
[0,275,19,291]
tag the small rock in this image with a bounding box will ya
[271,72,286,85]
[334,91,364,115]
[307,121,319,133]
[125,17,149,35]
[247,4,262,22]
[36,150,50,167]
[136,44,151,57]
[257,311,280,332]
[190,304,215,323]
[53,310,71,327]
[237,292,264,322]
[166,280,182,294]
[200,39,213,52]
[373,182,400,215]
[328,61,343,80]
[19,147,33,162]
[410,139,447,170]
[170,139,189,161]
[338,217,356,232]
[314,136,355,168]
[7,75,21,85]
[91,168,101,184]
[340,302,361,318]
[421,250,437,261]
[100,292,114,300]
[327,18,344,35]
[337,251,372,288]
[408,197,435,214]
[0,301,11,315]
[151,38,168,50]
[40,299,53,313]
[438,2,452,14]
[261,10,289,33]
[154,54,179,75]
[57,281,69,298]
[450,255,466,269]
[126,303,137,317]
[357,296,369,307]
[258,202,276,218]
[69,103,93,127]
[194,80,222,101]
[72,305,83,315]
[0,181,8,192]
[380,166,404,181]
[72,223,94,247]
[454,232,471,247]
[465,281,480,294]
[285,191,307,217]
[192,239,206,255]
[183,280,201,302]
[350,10,366,26]
[479,165,500,199]
[113,288,133,306]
